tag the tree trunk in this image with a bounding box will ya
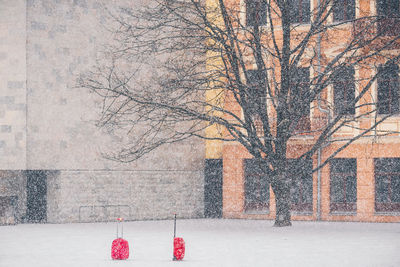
[272,175,292,227]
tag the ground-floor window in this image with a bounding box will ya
[288,159,313,212]
[330,158,357,213]
[375,158,400,212]
[244,159,270,212]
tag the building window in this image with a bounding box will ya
[290,67,311,132]
[375,158,400,212]
[288,159,313,212]
[247,69,266,135]
[246,0,267,26]
[330,158,357,213]
[377,0,400,35]
[377,63,399,115]
[289,0,310,24]
[244,159,270,212]
[247,69,266,107]
[333,0,356,22]
[334,66,355,115]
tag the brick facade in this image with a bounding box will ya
[205,0,400,223]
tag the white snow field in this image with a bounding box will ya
[0,219,399,267]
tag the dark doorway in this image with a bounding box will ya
[26,170,47,223]
[204,159,223,218]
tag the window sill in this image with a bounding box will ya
[376,113,400,117]
[374,212,400,216]
[329,211,357,216]
[290,135,314,139]
[244,210,270,215]
[291,211,313,216]
[328,21,354,28]
[244,24,268,29]
[291,22,311,27]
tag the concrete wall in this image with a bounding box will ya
[0,0,205,223]
[47,170,204,223]
[0,0,27,170]
[0,171,27,223]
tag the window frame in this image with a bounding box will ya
[288,158,313,212]
[246,69,266,136]
[245,0,267,27]
[290,66,311,132]
[244,159,270,213]
[377,0,400,36]
[374,158,400,212]
[329,158,357,213]
[332,0,356,22]
[289,0,311,24]
[333,66,356,116]
[377,63,400,115]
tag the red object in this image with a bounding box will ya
[173,237,185,261]
[111,238,129,260]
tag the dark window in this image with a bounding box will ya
[330,158,357,212]
[246,0,267,26]
[377,0,400,35]
[377,63,400,115]
[377,0,400,17]
[334,66,356,115]
[375,158,400,212]
[247,69,266,108]
[288,158,313,212]
[244,159,270,212]
[290,67,311,132]
[289,0,311,24]
[247,69,266,135]
[333,0,356,22]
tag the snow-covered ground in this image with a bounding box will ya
[0,219,399,267]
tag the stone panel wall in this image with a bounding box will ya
[26,0,123,170]
[0,0,205,223]
[47,170,204,223]
[0,0,27,170]
[0,171,27,223]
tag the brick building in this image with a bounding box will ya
[0,0,204,224]
[204,0,400,223]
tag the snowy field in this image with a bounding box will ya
[0,219,399,267]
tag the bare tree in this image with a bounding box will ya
[80,0,400,226]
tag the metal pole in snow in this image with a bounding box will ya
[174,213,176,238]
[116,218,123,238]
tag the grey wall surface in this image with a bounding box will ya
[47,170,204,223]
[0,0,205,223]
[0,0,27,170]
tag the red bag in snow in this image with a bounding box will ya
[111,218,129,260]
[111,238,129,260]
[173,237,185,261]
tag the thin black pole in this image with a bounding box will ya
[174,213,176,238]
[173,213,177,261]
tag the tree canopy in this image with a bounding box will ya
[81,0,400,226]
